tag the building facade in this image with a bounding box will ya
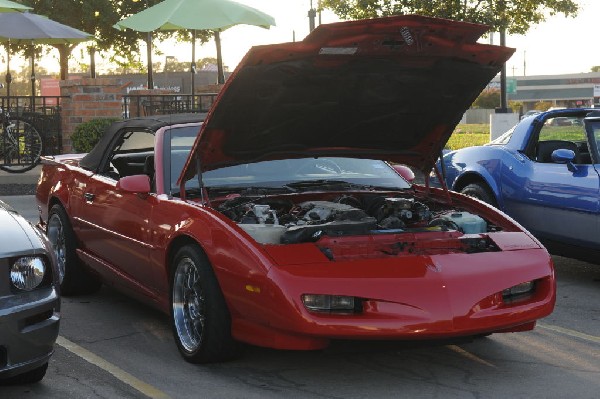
[491,72,600,110]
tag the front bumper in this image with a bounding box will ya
[229,247,555,350]
[0,287,60,379]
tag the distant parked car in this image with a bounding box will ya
[0,200,60,384]
[438,108,600,263]
[520,110,541,120]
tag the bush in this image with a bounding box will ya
[70,118,120,153]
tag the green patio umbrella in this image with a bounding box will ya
[0,0,31,12]
[114,0,275,89]
[0,11,93,100]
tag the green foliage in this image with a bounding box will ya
[592,66,600,72]
[321,0,579,35]
[70,118,120,153]
[18,1,212,76]
[472,90,500,109]
[534,101,553,111]
[509,101,523,113]
[153,57,222,73]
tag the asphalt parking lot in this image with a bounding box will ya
[1,193,599,398]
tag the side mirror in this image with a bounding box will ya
[116,174,151,194]
[551,149,577,172]
[392,164,415,183]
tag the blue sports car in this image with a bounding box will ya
[438,108,600,263]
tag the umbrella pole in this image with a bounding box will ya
[90,46,96,78]
[5,42,11,105]
[146,31,154,89]
[191,30,196,98]
[30,44,36,110]
[215,30,224,85]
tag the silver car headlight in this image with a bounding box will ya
[10,256,46,291]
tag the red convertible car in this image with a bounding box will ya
[36,15,555,363]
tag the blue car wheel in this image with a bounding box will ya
[460,183,497,206]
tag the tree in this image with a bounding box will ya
[472,89,500,109]
[533,101,552,111]
[320,1,579,35]
[196,57,220,70]
[17,0,211,79]
[2,63,50,96]
[591,66,600,73]
[152,57,224,73]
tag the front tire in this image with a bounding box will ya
[170,245,240,363]
[47,204,101,295]
[460,183,497,207]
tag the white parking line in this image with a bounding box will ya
[538,323,600,344]
[56,336,171,399]
[446,345,497,368]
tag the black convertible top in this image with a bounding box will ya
[79,113,204,172]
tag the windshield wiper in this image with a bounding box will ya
[283,180,396,192]
[208,186,294,195]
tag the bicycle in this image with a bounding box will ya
[0,108,43,173]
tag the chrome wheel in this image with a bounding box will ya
[47,213,66,283]
[172,257,205,353]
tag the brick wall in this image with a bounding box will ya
[59,78,223,152]
[60,78,125,152]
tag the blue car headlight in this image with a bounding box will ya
[10,256,46,291]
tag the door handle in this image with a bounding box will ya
[84,193,95,202]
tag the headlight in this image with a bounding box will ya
[302,294,359,313]
[502,281,536,303]
[10,256,46,291]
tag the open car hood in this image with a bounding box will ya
[183,15,513,182]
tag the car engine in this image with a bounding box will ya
[218,194,496,250]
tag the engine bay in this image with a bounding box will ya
[217,192,503,258]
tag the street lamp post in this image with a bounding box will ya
[191,30,196,95]
[498,0,508,113]
[308,1,322,32]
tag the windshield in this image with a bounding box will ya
[178,157,410,196]
[489,126,515,145]
[167,128,411,195]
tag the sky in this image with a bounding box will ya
[30,0,600,78]
[504,0,599,76]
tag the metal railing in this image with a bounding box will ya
[122,93,219,118]
[1,96,66,156]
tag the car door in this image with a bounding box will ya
[505,115,600,249]
[74,129,160,296]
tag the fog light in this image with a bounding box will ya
[502,281,535,303]
[10,256,46,291]
[302,294,356,313]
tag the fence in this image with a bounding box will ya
[122,93,219,118]
[1,95,66,156]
